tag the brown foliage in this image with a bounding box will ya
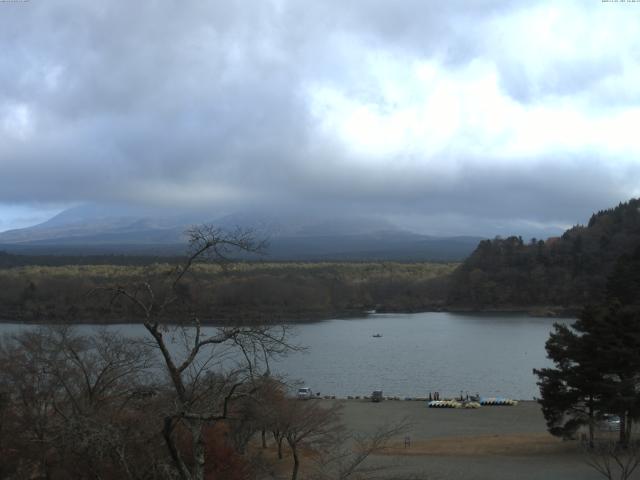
[204,423,253,480]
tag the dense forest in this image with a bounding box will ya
[0,262,455,324]
[448,198,640,312]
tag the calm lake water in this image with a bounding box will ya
[0,312,570,400]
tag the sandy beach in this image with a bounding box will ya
[333,399,605,480]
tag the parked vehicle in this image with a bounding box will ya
[297,387,313,400]
[371,390,384,402]
[600,414,621,431]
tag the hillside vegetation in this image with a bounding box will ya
[448,198,640,311]
[0,261,456,323]
[3,198,640,323]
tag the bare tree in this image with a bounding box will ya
[584,440,640,480]
[276,399,343,480]
[0,326,161,479]
[310,420,411,480]
[245,375,289,458]
[100,225,298,480]
[0,329,60,477]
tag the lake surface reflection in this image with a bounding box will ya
[0,312,570,400]
[276,312,571,400]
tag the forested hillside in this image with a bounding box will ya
[3,199,639,322]
[448,199,640,311]
[0,262,455,323]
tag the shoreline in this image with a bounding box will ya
[377,305,578,318]
[0,303,579,326]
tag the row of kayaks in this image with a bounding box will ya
[428,398,518,408]
[429,400,481,408]
[480,397,518,406]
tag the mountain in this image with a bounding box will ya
[447,198,640,310]
[0,204,484,261]
[0,204,216,244]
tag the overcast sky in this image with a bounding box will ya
[1,0,639,236]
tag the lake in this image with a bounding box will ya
[0,312,570,400]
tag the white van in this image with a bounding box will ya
[297,387,313,399]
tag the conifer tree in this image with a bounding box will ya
[535,247,640,446]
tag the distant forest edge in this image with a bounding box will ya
[0,262,456,324]
[447,198,640,314]
[0,198,638,323]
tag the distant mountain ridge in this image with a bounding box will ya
[0,204,484,261]
[448,198,640,309]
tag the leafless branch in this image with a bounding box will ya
[584,440,640,480]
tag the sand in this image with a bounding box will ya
[329,399,606,480]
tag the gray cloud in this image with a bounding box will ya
[0,0,639,236]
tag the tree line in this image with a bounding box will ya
[448,198,640,310]
[0,261,455,324]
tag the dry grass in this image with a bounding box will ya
[381,433,576,457]
[248,441,322,478]
[0,260,458,279]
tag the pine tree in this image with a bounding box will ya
[535,247,640,446]
[534,312,605,446]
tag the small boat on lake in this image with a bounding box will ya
[372,333,383,338]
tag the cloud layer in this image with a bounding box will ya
[1,0,639,235]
